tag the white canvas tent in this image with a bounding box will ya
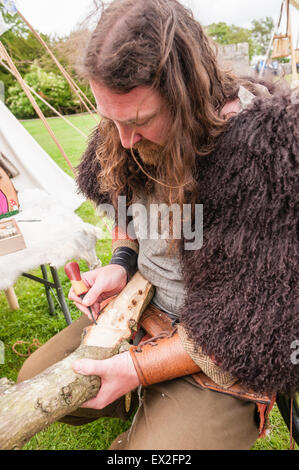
[0,99,84,211]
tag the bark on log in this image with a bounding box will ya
[0,272,154,450]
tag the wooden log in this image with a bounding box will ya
[0,272,154,450]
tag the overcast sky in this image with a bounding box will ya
[11,0,299,41]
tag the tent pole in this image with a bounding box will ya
[17,9,98,123]
[0,60,88,139]
[260,0,285,76]
[0,42,75,175]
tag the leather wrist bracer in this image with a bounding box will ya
[109,247,138,281]
[129,330,201,386]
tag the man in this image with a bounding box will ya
[18,0,298,450]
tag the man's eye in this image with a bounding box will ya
[135,119,151,127]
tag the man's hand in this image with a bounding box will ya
[68,264,127,322]
[72,351,140,409]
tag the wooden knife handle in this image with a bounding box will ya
[64,262,88,296]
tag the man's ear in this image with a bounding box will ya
[219,98,241,121]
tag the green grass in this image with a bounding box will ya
[21,113,99,177]
[0,114,297,450]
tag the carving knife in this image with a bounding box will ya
[65,262,98,325]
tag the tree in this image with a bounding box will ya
[50,29,96,108]
[206,17,275,62]
[0,3,27,36]
[6,64,82,118]
[250,17,274,56]
[0,4,53,105]
[206,22,254,60]
[0,5,96,117]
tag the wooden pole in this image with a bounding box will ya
[287,0,299,87]
[17,10,99,122]
[4,287,19,310]
[0,60,88,139]
[0,272,154,450]
[261,0,285,76]
[0,42,75,175]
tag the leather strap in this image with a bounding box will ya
[129,330,200,386]
[139,304,175,336]
[192,372,273,405]
[112,225,139,254]
[136,304,273,406]
[109,246,138,281]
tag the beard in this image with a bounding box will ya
[132,139,164,166]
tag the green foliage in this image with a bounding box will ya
[2,30,47,67]
[207,22,254,59]
[0,8,54,111]
[0,4,95,118]
[207,22,250,45]
[0,4,49,75]
[251,17,275,56]
[6,64,80,118]
[0,3,27,36]
[6,83,32,117]
[278,57,291,63]
[206,17,275,61]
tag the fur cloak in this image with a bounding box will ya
[77,87,298,396]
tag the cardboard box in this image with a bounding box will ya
[0,219,26,256]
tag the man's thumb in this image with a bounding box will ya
[72,359,100,376]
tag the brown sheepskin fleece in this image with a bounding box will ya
[76,88,298,396]
[179,90,298,396]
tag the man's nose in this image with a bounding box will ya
[116,123,142,149]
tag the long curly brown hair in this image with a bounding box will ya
[81,0,240,209]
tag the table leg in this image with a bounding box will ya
[4,287,19,310]
[49,265,72,325]
[41,265,55,315]
[22,266,72,326]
